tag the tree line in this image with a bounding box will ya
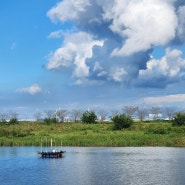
[37,106,176,122]
[0,106,185,129]
[0,105,179,122]
[0,106,179,123]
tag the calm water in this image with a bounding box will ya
[0,147,185,185]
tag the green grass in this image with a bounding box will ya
[0,121,185,147]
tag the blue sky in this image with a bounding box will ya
[1,0,185,119]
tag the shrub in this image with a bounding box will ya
[81,111,97,124]
[172,112,185,126]
[44,118,58,124]
[112,114,133,130]
[0,119,7,124]
[9,118,18,124]
[145,124,169,134]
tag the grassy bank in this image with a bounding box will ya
[0,121,185,147]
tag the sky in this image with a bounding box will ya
[1,0,185,119]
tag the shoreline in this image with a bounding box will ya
[0,121,185,147]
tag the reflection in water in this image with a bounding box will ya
[0,147,185,185]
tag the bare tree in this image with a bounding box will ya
[56,109,68,122]
[110,109,119,118]
[150,107,160,120]
[98,109,108,121]
[123,105,138,117]
[34,112,42,122]
[70,109,83,122]
[0,112,9,123]
[9,111,18,119]
[164,107,175,121]
[137,108,148,122]
[44,110,55,119]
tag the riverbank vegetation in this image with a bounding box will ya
[0,120,185,147]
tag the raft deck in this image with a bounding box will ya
[38,150,65,158]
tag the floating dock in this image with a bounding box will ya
[39,138,65,158]
[38,150,65,158]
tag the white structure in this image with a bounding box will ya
[148,113,163,120]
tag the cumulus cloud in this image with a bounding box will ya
[47,0,91,23]
[111,67,128,82]
[109,0,177,56]
[47,32,104,81]
[47,0,185,86]
[137,48,185,88]
[17,84,42,95]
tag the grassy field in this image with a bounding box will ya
[0,121,185,147]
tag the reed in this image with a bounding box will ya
[0,121,185,147]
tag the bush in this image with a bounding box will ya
[44,118,58,124]
[145,124,169,134]
[9,118,18,124]
[112,114,133,130]
[172,112,185,126]
[81,111,97,124]
[0,119,7,124]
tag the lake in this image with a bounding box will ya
[0,147,185,185]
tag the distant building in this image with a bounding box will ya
[64,116,71,122]
[148,113,163,120]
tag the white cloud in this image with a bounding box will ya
[144,94,185,104]
[47,31,104,80]
[108,0,178,56]
[97,71,107,77]
[111,67,127,82]
[93,61,103,71]
[17,84,42,95]
[47,0,90,23]
[46,0,185,86]
[48,30,64,38]
[139,48,185,80]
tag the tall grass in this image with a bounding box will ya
[0,121,185,147]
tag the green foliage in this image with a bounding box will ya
[44,118,58,124]
[0,120,7,124]
[172,112,185,126]
[112,114,133,130]
[9,118,18,124]
[81,111,97,124]
[145,124,169,135]
[0,121,185,147]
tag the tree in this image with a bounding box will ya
[164,107,175,121]
[44,110,55,119]
[44,117,58,124]
[112,114,133,130]
[9,118,18,124]
[172,112,185,126]
[56,109,68,122]
[34,112,42,122]
[81,110,97,124]
[0,112,9,123]
[44,110,57,124]
[137,108,148,122]
[70,109,83,122]
[98,109,108,122]
[9,111,18,119]
[123,105,138,117]
[150,107,160,120]
[111,109,119,118]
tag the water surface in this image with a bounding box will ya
[0,147,185,185]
